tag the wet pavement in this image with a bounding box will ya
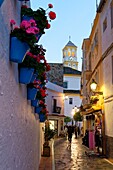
[54,136,113,170]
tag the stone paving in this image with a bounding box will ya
[54,136,113,170]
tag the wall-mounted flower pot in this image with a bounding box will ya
[0,0,4,7]
[18,0,29,1]
[30,74,37,83]
[31,99,39,107]
[21,16,33,21]
[27,87,37,100]
[10,37,29,63]
[39,113,46,122]
[19,67,34,84]
[35,106,42,114]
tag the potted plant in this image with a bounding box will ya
[10,19,39,63]
[18,44,47,84]
[27,76,47,101]
[27,81,40,100]
[21,4,56,38]
[43,120,56,157]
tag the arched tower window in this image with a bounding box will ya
[72,49,75,57]
[68,48,71,57]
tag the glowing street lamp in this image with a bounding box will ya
[90,79,103,95]
[90,79,97,91]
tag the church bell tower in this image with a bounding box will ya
[62,37,78,70]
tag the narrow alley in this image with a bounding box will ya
[54,136,113,170]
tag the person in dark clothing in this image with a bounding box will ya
[78,126,80,136]
[67,126,73,143]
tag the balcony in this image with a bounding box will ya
[53,106,61,114]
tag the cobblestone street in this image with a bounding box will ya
[54,136,113,170]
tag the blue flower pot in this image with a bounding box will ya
[39,113,46,122]
[36,33,42,43]
[18,0,29,1]
[21,16,33,21]
[10,37,29,63]
[30,74,37,83]
[27,87,37,100]
[19,67,34,84]
[31,99,39,107]
[35,106,42,114]
[0,0,4,6]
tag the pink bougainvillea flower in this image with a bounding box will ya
[33,27,39,34]
[29,19,37,27]
[48,4,53,8]
[10,20,16,25]
[26,27,36,34]
[20,20,31,29]
[48,11,56,20]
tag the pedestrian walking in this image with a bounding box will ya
[67,126,73,143]
[81,126,83,137]
[78,126,80,136]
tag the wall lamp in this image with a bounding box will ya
[90,79,103,95]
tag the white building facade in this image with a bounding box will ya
[99,0,113,158]
[46,81,65,136]
[63,40,82,120]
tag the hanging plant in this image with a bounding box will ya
[21,3,56,35]
[10,19,38,47]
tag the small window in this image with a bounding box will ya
[103,17,107,32]
[69,98,73,104]
[53,99,57,113]
[63,81,68,88]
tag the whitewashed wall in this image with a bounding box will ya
[64,96,82,118]
[64,76,81,90]
[46,81,64,114]
[64,74,81,118]
[0,1,41,169]
[100,0,113,137]
[100,0,113,53]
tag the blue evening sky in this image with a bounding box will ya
[31,0,100,70]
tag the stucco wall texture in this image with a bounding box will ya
[0,1,41,170]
